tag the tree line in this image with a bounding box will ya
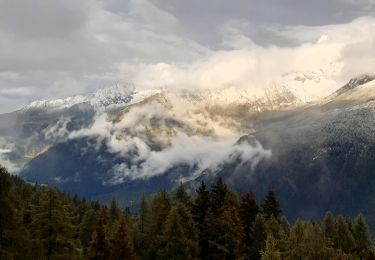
[0,166,374,259]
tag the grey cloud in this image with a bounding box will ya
[0,0,90,38]
[0,0,374,113]
[68,102,271,183]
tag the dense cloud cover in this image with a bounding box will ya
[67,102,271,182]
[0,0,375,113]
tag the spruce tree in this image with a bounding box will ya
[206,192,243,259]
[110,217,136,260]
[108,197,121,229]
[145,189,171,259]
[30,189,81,259]
[89,209,110,260]
[335,215,355,254]
[261,234,282,260]
[157,203,199,260]
[0,167,15,259]
[174,182,192,207]
[192,181,210,259]
[262,191,281,220]
[239,192,260,247]
[250,213,267,259]
[134,193,149,257]
[322,211,336,241]
[210,177,228,213]
[353,214,372,258]
[285,220,334,259]
[79,208,97,255]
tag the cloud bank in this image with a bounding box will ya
[0,0,375,112]
[69,102,271,183]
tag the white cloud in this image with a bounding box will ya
[68,101,271,183]
[117,17,375,102]
[0,0,375,113]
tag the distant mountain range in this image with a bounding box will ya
[0,72,374,228]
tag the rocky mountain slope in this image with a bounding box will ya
[1,74,374,227]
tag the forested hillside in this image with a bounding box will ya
[1,166,374,259]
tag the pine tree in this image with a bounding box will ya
[284,220,334,259]
[265,216,283,240]
[261,234,282,260]
[79,208,97,255]
[353,214,372,258]
[0,167,15,259]
[322,211,336,241]
[239,192,260,247]
[89,209,110,260]
[335,215,355,254]
[192,181,210,259]
[29,189,81,259]
[210,177,228,213]
[250,213,267,259]
[108,197,121,229]
[157,203,199,260]
[262,191,281,220]
[134,193,149,257]
[174,182,192,207]
[145,189,171,259]
[202,191,244,259]
[110,217,136,260]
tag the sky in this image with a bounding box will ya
[0,0,375,113]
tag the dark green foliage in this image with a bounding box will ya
[110,217,136,260]
[158,203,199,260]
[134,193,149,257]
[0,166,15,259]
[144,189,171,259]
[80,208,97,256]
[174,182,192,207]
[108,197,121,229]
[89,209,110,260]
[29,189,81,259]
[239,192,260,248]
[261,234,281,260]
[205,192,243,259]
[210,177,228,213]
[353,214,372,258]
[251,214,267,259]
[262,191,281,220]
[0,165,374,260]
[192,181,210,259]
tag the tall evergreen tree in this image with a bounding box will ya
[261,234,282,260]
[353,214,372,258]
[135,193,149,257]
[284,220,334,259]
[79,208,97,256]
[174,182,192,207]
[0,167,15,259]
[89,209,110,260]
[322,211,336,241]
[110,217,136,260]
[250,213,267,259]
[30,189,81,259]
[158,203,199,260]
[206,192,244,259]
[210,177,229,213]
[108,197,121,229]
[239,192,260,247]
[192,181,210,259]
[145,189,171,259]
[335,215,355,254]
[262,191,281,220]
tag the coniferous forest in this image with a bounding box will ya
[1,166,374,260]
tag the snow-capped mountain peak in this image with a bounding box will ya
[24,84,161,111]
